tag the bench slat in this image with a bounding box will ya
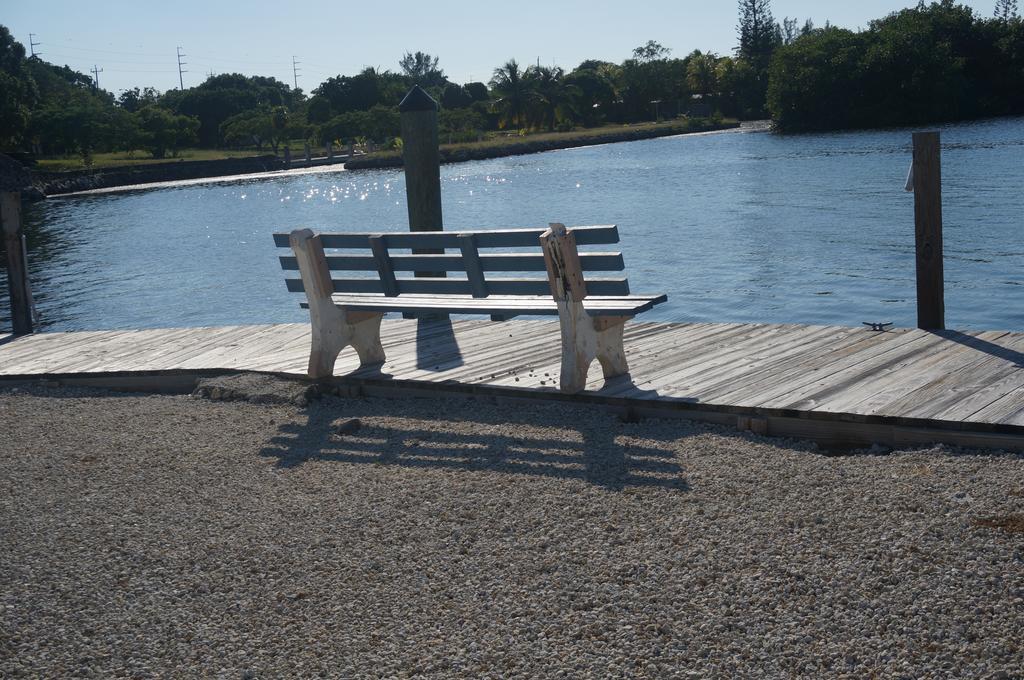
[279,252,625,273]
[284,277,630,297]
[459,234,488,298]
[296,293,668,317]
[273,225,619,250]
[367,235,399,297]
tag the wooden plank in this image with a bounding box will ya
[635,324,844,401]
[138,326,263,371]
[368,235,399,297]
[670,324,858,400]
[893,332,1024,421]
[819,330,1016,417]
[480,252,623,273]
[963,385,1024,425]
[458,234,488,298]
[601,323,778,396]
[770,331,955,412]
[0,327,155,372]
[380,319,559,381]
[173,326,292,370]
[326,318,493,378]
[313,292,666,316]
[280,252,625,273]
[470,322,723,393]
[285,277,633,298]
[487,278,625,297]
[51,326,219,374]
[596,323,740,383]
[404,320,564,383]
[202,324,310,371]
[274,225,620,250]
[704,328,925,408]
[687,327,901,405]
[939,366,1024,423]
[602,323,800,397]
[0,331,120,370]
[428,320,671,388]
[87,326,261,373]
[247,330,318,373]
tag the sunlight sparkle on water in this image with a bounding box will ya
[7,116,1023,332]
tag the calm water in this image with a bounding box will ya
[3,117,1023,332]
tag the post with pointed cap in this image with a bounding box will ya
[399,84,444,278]
[0,154,35,334]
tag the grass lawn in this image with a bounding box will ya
[34,148,268,172]
[349,117,740,169]
[32,119,737,174]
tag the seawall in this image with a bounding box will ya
[32,155,286,198]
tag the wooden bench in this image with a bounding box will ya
[273,223,667,393]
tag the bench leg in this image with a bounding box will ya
[556,304,631,394]
[308,305,386,379]
[594,317,630,379]
[308,303,346,379]
[348,312,386,365]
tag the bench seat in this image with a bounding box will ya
[301,293,668,318]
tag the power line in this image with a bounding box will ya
[42,53,173,65]
[292,55,301,90]
[29,33,41,58]
[48,44,167,57]
[176,46,187,89]
[190,53,293,66]
[91,64,103,91]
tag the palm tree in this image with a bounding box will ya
[526,66,580,131]
[686,50,719,97]
[490,59,532,129]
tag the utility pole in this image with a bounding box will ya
[292,55,301,90]
[28,33,41,58]
[91,65,103,92]
[176,46,187,89]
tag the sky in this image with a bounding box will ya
[3,0,998,96]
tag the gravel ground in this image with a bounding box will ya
[1,377,1023,678]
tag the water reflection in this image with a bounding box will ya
[2,116,1022,332]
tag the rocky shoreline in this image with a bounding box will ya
[27,155,286,200]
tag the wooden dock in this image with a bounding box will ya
[1,319,1022,451]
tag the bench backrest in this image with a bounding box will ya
[274,225,631,298]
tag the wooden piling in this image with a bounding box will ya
[399,85,444,278]
[1,192,34,334]
[912,132,945,331]
[0,155,34,334]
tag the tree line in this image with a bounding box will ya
[1,0,1022,164]
[768,0,1024,131]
